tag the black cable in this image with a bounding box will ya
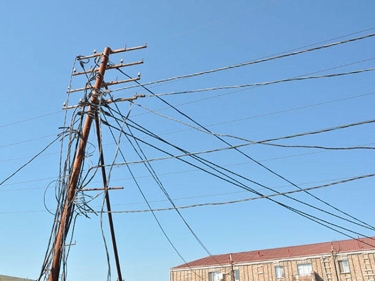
[128,118,375,231]
[106,118,375,247]
[132,101,375,151]
[106,102,223,267]
[0,134,61,186]
[112,31,375,92]
[115,68,375,233]
[151,67,375,97]
[101,112,375,243]
[100,106,207,280]
[103,173,375,214]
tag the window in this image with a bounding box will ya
[226,269,239,281]
[275,266,285,278]
[297,263,312,276]
[338,260,350,273]
[209,272,223,281]
[234,269,240,281]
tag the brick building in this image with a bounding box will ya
[170,236,375,281]
[0,275,34,281]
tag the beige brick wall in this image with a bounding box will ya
[171,251,375,281]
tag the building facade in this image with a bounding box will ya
[170,237,375,281]
[0,275,34,281]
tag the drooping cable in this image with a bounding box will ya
[104,117,375,245]
[0,134,61,187]
[111,31,375,93]
[100,104,207,279]
[115,66,375,234]
[106,100,226,269]
[99,172,375,214]
[150,67,375,97]
[132,101,375,151]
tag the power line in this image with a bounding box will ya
[0,135,61,187]
[206,91,375,128]
[4,172,374,217]
[0,111,61,129]
[103,116,375,236]
[101,103,218,276]
[124,89,375,145]
[131,101,375,153]
[94,172,375,214]
[111,31,375,93]
[149,67,375,97]
[114,67,375,239]
[0,134,58,149]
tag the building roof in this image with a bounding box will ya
[0,275,34,281]
[172,236,375,270]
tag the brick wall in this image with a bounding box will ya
[170,251,375,281]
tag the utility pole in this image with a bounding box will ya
[48,45,146,281]
[229,255,235,281]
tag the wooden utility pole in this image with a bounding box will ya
[49,47,111,281]
[49,45,146,281]
[229,255,235,281]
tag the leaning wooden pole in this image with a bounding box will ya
[49,47,111,281]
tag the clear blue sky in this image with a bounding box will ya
[0,1,374,281]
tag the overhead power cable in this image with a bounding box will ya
[0,134,58,149]
[0,135,61,187]
[114,67,375,239]
[105,118,375,244]
[101,106,375,236]
[98,172,375,213]
[111,31,375,93]
[96,139,374,168]
[102,102,220,275]
[126,118,375,231]
[0,111,60,129]
[4,172,374,216]
[150,67,375,97]
[132,102,375,150]
[205,91,375,128]
[257,142,375,151]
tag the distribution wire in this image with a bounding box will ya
[114,66,375,238]
[2,172,373,217]
[123,88,375,147]
[132,101,375,151]
[149,67,375,97]
[204,90,375,130]
[99,104,208,280]
[111,31,375,93]
[103,102,362,229]
[102,101,226,273]
[95,172,375,214]
[104,117,375,245]
[0,134,61,187]
[119,56,375,128]
[123,118,375,232]
[99,137,375,168]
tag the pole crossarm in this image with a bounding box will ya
[76,44,147,61]
[67,75,141,94]
[72,59,144,76]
